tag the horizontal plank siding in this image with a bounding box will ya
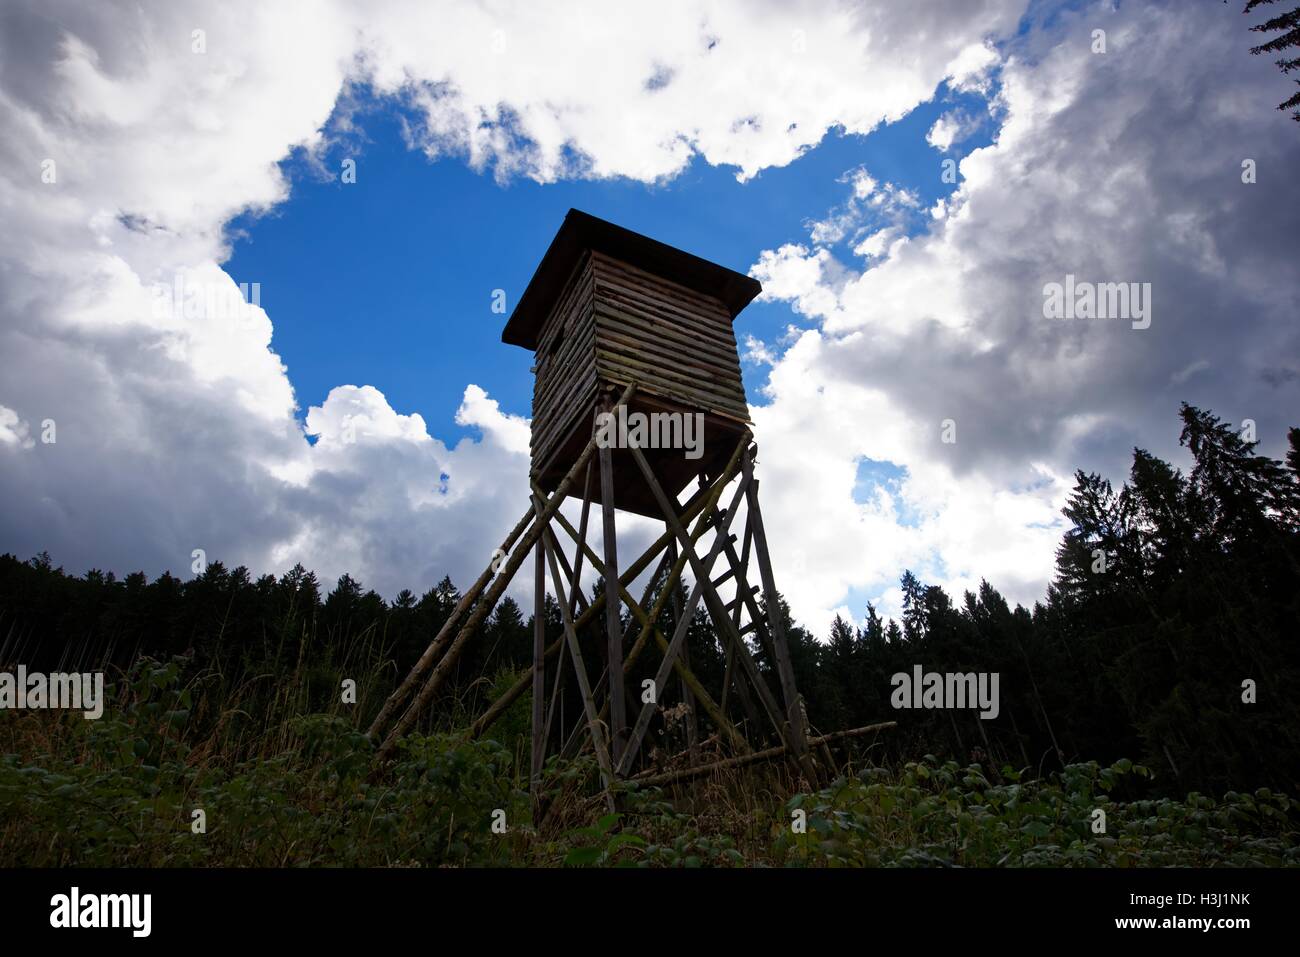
[590,252,749,424]
[529,246,753,485]
[531,254,598,473]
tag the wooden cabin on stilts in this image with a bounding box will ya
[368,210,891,811]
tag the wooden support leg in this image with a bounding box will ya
[530,538,546,798]
[567,462,594,618]
[556,545,674,759]
[547,437,751,769]
[598,431,626,766]
[368,506,534,741]
[711,508,779,720]
[542,613,567,754]
[538,506,614,804]
[549,496,751,763]
[717,502,744,720]
[551,525,591,617]
[468,447,742,744]
[538,510,745,799]
[741,447,819,784]
[469,525,673,742]
[543,462,592,757]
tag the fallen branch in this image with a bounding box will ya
[628,721,898,789]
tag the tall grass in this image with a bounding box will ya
[1,637,1297,867]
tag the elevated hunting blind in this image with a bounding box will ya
[502,209,760,517]
[368,210,892,814]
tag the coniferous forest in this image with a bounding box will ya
[1,404,1297,868]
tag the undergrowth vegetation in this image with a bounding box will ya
[2,655,1295,867]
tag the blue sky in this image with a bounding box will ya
[225,81,994,444]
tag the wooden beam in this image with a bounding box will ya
[550,499,751,763]
[711,509,774,657]
[367,506,533,740]
[550,517,591,617]
[375,382,636,763]
[630,443,793,754]
[553,545,678,763]
[720,504,760,731]
[616,460,749,776]
[541,607,568,757]
[723,585,760,615]
[598,406,626,765]
[468,527,672,742]
[567,460,594,618]
[467,443,739,743]
[631,722,897,789]
[530,538,545,794]
[541,529,615,809]
[668,539,699,764]
[742,448,818,783]
[543,461,593,758]
[545,441,753,762]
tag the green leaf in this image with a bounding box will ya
[564,846,602,867]
[606,833,647,850]
[1021,821,1053,839]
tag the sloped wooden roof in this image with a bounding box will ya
[501,209,762,351]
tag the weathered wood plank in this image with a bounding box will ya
[591,330,739,381]
[593,321,745,393]
[591,252,736,334]
[591,292,738,354]
[595,349,750,420]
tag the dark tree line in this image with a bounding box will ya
[1,404,1297,795]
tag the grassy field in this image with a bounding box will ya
[2,653,1296,868]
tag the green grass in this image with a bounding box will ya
[1,655,1296,867]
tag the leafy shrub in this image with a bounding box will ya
[774,756,1299,867]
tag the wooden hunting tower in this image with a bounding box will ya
[368,210,851,812]
[502,209,761,517]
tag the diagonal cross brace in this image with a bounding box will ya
[546,481,752,761]
[374,383,636,763]
[628,443,795,756]
[615,461,751,777]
